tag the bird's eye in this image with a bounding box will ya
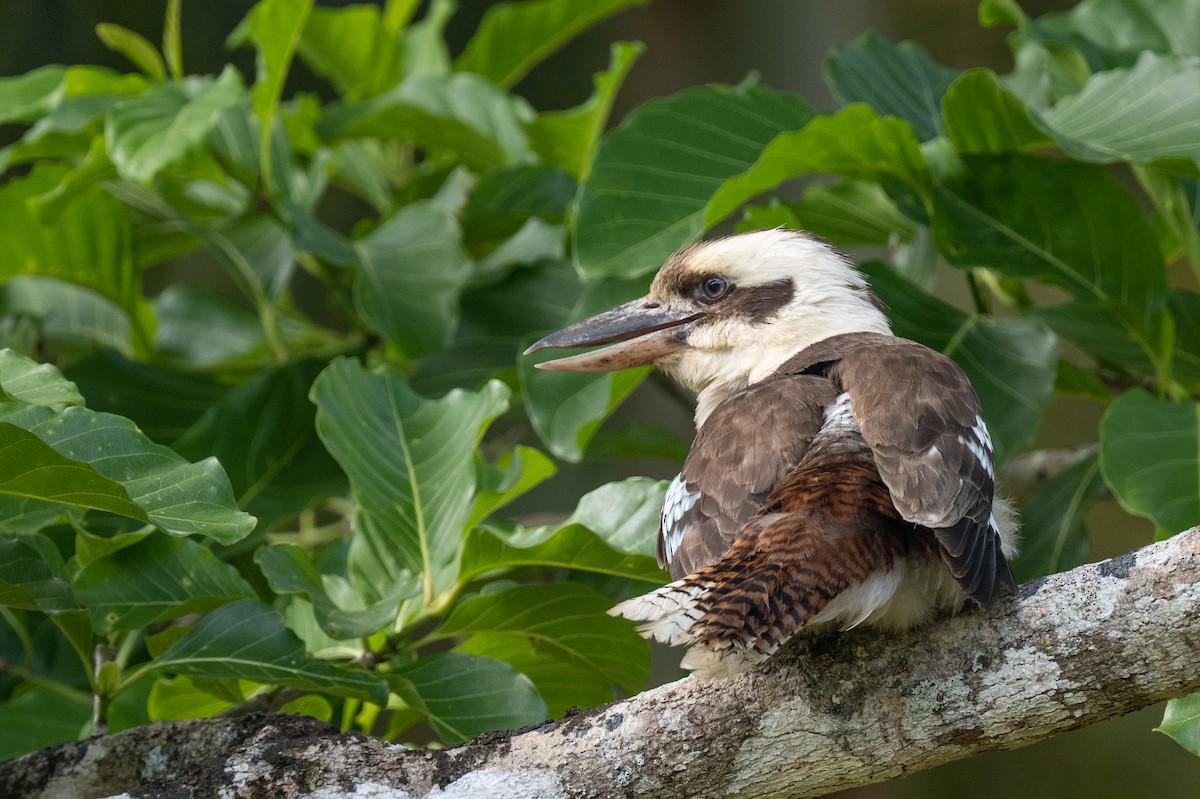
[701,276,731,301]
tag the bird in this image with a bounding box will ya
[524,229,1018,679]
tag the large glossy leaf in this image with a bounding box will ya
[319,73,535,169]
[573,83,814,279]
[352,200,472,358]
[1010,454,1105,582]
[825,31,959,141]
[255,543,403,639]
[173,361,345,525]
[942,69,1053,154]
[311,358,508,601]
[704,104,931,235]
[862,263,1058,463]
[73,534,254,632]
[95,23,167,82]
[1158,692,1200,756]
[454,0,647,89]
[1100,389,1200,536]
[0,403,254,543]
[436,582,649,701]
[528,41,642,179]
[154,599,387,703]
[459,523,664,586]
[932,155,1166,318]
[0,534,74,613]
[1039,53,1200,169]
[105,66,245,184]
[389,652,546,743]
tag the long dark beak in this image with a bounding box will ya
[524,298,701,372]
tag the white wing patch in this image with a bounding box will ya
[661,473,700,565]
[961,415,995,480]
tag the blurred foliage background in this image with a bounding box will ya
[0,0,1195,791]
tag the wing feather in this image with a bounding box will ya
[660,375,837,579]
[831,341,1015,605]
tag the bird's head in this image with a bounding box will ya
[526,229,892,423]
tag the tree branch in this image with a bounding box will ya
[6,527,1200,799]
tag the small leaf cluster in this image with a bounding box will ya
[0,0,664,759]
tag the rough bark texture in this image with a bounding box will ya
[5,527,1200,799]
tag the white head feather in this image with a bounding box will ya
[650,230,893,425]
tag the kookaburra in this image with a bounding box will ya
[526,229,1018,679]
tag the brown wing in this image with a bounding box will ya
[659,374,838,579]
[831,340,1015,606]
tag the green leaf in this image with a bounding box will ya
[704,104,931,239]
[95,23,167,82]
[73,534,254,632]
[1039,53,1200,169]
[437,582,649,703]
[468,446,557,529]
[255,543,403,639]
[1100,389,1200,536]
[352,200,472,358]
[148,675,240,721]
[559,476,666,558]
[0,534,75,613]
[1010,454,1105,582]
[66,349,231,445]
[0,277,135,356]
[240,0,313,188]
[460,523,664,586]
[454,0,648,89]
[942,69,1053,154]
[320,73,536,170]
[173,361,345,526]
[105,65,245,184]
[1033,0,1200,65]
[1158,692,1200,756]
[521,346,649,463]
[154,599,387,703]
[0,403,254,543]
[825,31,959,141]
[0,685,90,760]
[862,263,1059,463]
[528,41,642,179]
[389,652,546,743]
[311,359,509,600]
[0,65,67,125]
[574,83,814,278]
[0,166,149,347]
[786,181,916,246]
[932,155,1166,317]
[0,423,146,522]
[0,349,84,409]
[411,258,581,396]
[298,4,403,101]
